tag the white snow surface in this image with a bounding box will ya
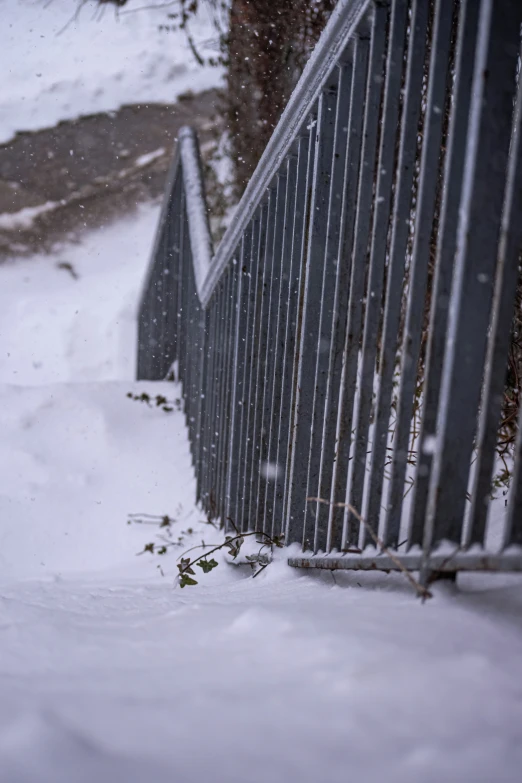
[0,0,223,144]
[1,206,522,781]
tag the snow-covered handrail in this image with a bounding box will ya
[178,127,213,297]
[199,0,370,307]
[138,0,522,587]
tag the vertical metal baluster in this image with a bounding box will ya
[314,31,369,553]
[371,0,452,548]
[206,284,221,511]
[349,0,429,548]
[262,156,297,536]
[185,261,195,449]
[179,207,190,392]
[304,55,352,553]
[244,193,273,529]
[274,129,314,539]
[240,206,268,528]
[176,190,186,386]
[207,285,225,515]
[214,272,232,517]
[366,0,453,542]
[466,54,522,546]
[147,232,164,380]
[195,305,209,503]
[138,154,182,380]
[285,84,339,551]
[182,251,195,429]
[234,217,260,530]
[153,218,168,380]
[137,280,154,380]
[250,176,286,530]
[218,262,240,524]
[408,0,481,547]
[423,0,522,571]
[504,405,522,548]
[162,174,181,378]
[225,232,250,529]
[281,114,318,542]
[201,299,217,513]
[204,284,220,510]
[331,0,400,550]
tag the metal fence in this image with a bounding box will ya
[138,0,522,585]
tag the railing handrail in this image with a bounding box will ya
[196,0,371,308]
[138,0,522,586]
[139,126,213,316]
[178,127,214,294]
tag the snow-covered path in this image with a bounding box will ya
[0,0,223,144]
[2,566,522,783]
[1,210,522,781]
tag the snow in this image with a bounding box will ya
[0,204,158,385]
[0,212,521,782]
[0,10,521,777]
[0,0,223,144]
[135,147,166,168]
[0,201,59,231]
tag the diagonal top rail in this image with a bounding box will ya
[197,0,371,307]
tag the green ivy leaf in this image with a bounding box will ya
[157,546,167,555]
[178,558,195,575]
[143,542,155,554]
[179,574,198,588]
[226,536,244,559]
[197,558,218,573]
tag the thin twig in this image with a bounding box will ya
[307,497,432,600]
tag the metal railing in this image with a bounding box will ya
[138,0,522,585]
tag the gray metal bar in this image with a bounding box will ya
[218,262,240,524]
[288,551,522,574]
[201,297,218,511]
[348,0,429,549]
[331,0,406,550]
[249,176,286,530]
[408,0,482,548]
[285,84,339,550]
[242,196,277,529]
[262,156,298,536]
[274,129,314,539]
[466,49,522,546]
[214,271,232,520]
[225,231,250,529]
[382,0,454,548]
[314,33,369,553]
[195,306,209,504]
[235,215,261,531]
[424,0,522,550]
[207,281,225,516]
[504,404,522,549]
[302,57,353,554]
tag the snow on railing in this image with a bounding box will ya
[138,0,522,587]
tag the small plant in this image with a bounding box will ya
[176,528,285,587]
[126,391,182,413]
[128,509,283,585]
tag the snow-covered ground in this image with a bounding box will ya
[0,208,522,782]
[0,0,223,144]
